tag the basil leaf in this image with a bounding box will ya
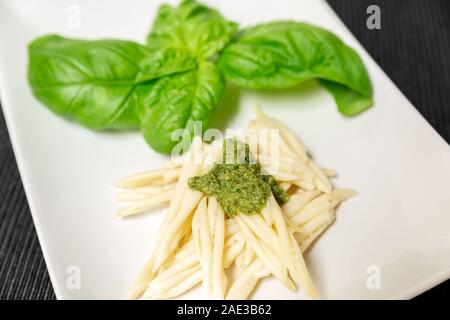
[140,62,224,154]
[28,35,154,129]
[218,21,372,115]
[147,0,238,60]
[136,47,197,82]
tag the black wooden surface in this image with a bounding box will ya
[0,0,449,300]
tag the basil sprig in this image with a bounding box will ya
[28,0,372,154]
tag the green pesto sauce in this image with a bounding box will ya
[188,139,289,218]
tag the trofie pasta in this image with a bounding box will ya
[115,106,356,300]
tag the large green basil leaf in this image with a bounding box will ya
[146,0,238,60]
[140,62,224,154]
[218,21,372,115]
[28,35,151,129]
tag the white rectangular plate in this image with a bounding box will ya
[1,0,450,300]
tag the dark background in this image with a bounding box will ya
[0,0,449,300]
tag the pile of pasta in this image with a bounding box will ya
[115,107,356,300]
